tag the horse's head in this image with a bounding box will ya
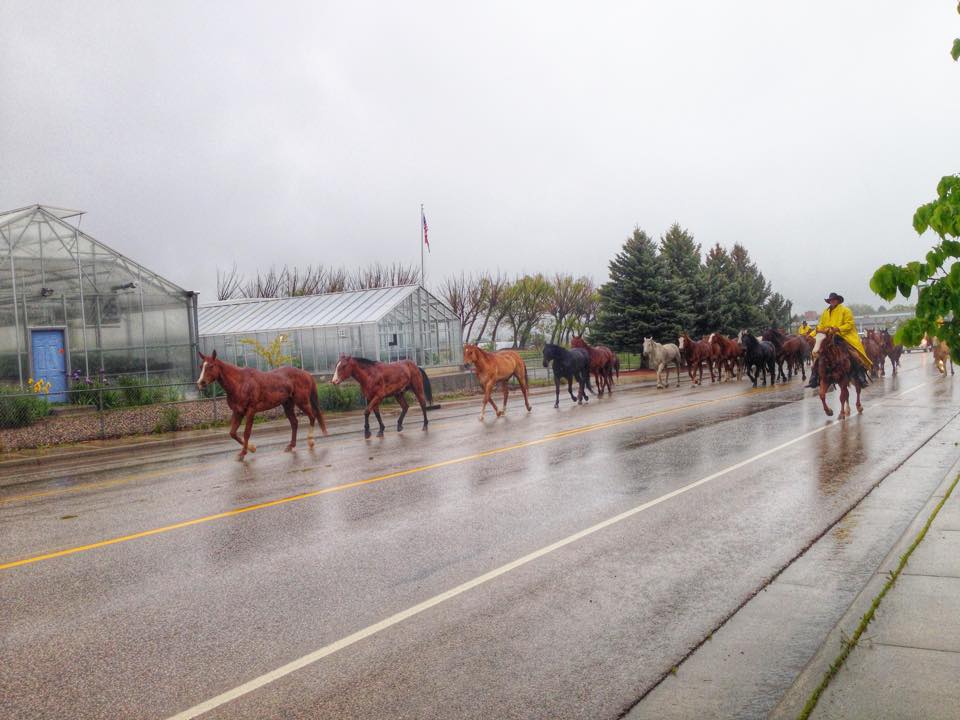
[196,350,221,390]
[707,332,717,345]
[542,344,557,367]
[811,328,838,360]
[643,337,653,355]
[678,335,686,350]
[331,355,354,384]
[463,344,479,366]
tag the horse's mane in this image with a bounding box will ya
[350,356,379,367]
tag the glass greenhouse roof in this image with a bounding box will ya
[199,285,427,335]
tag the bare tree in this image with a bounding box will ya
[546,274,592,343]
[504,274,551,348]
[350,262,420,290]
[216,262,244,300]
[438,273,470,333]
[471,273,510,345]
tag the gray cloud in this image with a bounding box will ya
[2,1,957,312]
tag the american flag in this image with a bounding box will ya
[422,212,430,253]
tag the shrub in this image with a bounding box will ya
[154,406,180,434]
[315,383,365,412]
[0,385,51,428]
[116,376,182,406]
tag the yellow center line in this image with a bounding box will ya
[0,387,782,572]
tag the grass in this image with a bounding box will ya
[0,385,52,428]
[797,471,960,719]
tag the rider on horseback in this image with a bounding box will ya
[806,292,872,388]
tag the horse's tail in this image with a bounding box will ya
[418,366,434,405]
[310,381,328,434]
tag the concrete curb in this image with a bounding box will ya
[769,427,960,720]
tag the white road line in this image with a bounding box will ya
[892,381,928,398]
[165,420,838,720]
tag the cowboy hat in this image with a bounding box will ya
[824,292,844,303]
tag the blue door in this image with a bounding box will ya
[31,329,67,402]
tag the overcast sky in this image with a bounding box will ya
[2,1,958,312]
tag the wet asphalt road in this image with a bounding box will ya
[0,353,956,720]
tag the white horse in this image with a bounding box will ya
[643,337,682,389]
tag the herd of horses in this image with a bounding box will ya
[195,326,917,460]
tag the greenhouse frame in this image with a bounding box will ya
[199,285,463,374]
[0,204,200,400]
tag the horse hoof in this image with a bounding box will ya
[364,431,372,439]
[857,405,864,414]
[496,411,504,418]
[308,439,315,448]
[284,445,294,453]
[397,424,404,432]
[247,444,256,453]
[377,432,384,438]
[236,452,246,461]
[825,409,834,417]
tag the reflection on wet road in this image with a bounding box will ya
[0,353,956,720]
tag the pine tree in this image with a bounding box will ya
[659,223,701,334]
[728,243,771,331]
[695,244,737,336]
[593,228,680,350]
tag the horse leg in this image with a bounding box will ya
[656,362,663,389]
[283,400,298,451]
[228,411,243,447]
[675,360,681,387]
[567,374,578,404]
[855,381,863,413]
[480,379,498,420]
[395,392,409,431]
[517,370,532,412]
[497,380,511,417]
[840,383,851,418]
[239,410,257,459]
[819,380,833,416]
[554,373,561,408]
[372,406,386,437]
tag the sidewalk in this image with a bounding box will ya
[800,470,960,720]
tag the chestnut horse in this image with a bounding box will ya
[812,329,864,417]
[463,344,532,420]
[932,338,954,376]
[678,333,714,385]
[196,350,328,460]
[332,355,434,438]
[878,329,902,376]
[708,332,743,382]
[571,336,617,396]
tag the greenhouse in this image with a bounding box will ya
[199,284,462,374]
[0,204,200,400]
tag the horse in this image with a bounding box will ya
[864,330,885,378]
[463,344,533,420]
[762,328,808,382]
[331,355,434,438]
[737,330,777,387]
[642,337,681,389]
[812,328,864,417]
[879,329,902,376]
[678,333,715,385]
[707,333,743,382]
[932,338,954,376]
[542,343,593,408]
[196,350,328,460]
[571,336,617,396]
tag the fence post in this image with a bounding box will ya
[98,386,105,439]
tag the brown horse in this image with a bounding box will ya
[878,330,902,376]
[762,328,809,382]
[812,329,864,418]
[708,332,743,382]
[196,350,328,460]
[863,330,885,378]
[463,344,532,420]
[571,336,617,396]
[679,333,714,385]
[332,355,434,438]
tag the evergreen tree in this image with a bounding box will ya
[593,228,679,350]
[763,292,793,328]
[728,243,771,331]
[658,223,701,334]
[696,244,737,336]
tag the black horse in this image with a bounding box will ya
[542,343,593,408]
[737,330,777,387]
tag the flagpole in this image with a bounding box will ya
[420,203,425,288]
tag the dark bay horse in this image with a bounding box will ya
[196,350,328,460]
[678,333,714,385]
[812,329,863,417]
[571,336,617,396]
[463,344,532,420]
[737,330,777,387]
[542,343,593,407]
[332,355,434,438]
[879,329,902,376]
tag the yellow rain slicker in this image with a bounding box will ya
[816,304,872,369]
[798,323,816,338]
